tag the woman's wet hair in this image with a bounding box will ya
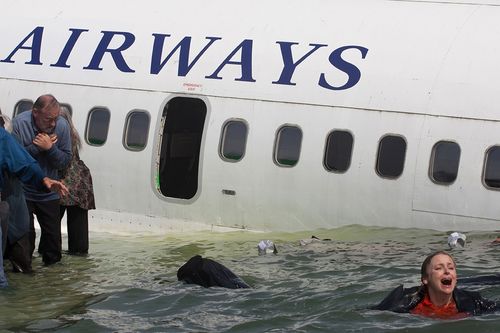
[420,251,455,279]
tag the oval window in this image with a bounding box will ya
[86,108,111,146]
[274,125,302,167]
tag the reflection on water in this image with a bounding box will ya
[1,225,499,332]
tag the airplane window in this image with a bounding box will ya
[14,100,71,118]
[220,120,248,162]
[124,110,150,151]
[376,135,406,178]
[275,125,302,167]
[14,100,33,117]
[430,141,460,184]
[483,146,500,189]
[324,130,353,172]
[85,108,110,146]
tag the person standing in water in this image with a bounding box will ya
[12,94,72,265]
[374,251,499,318]
[1,111,68,284]
[59,107,95,254]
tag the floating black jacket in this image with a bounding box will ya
[177,255,250,289]
[374,285,500,316]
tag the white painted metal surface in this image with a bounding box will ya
[1,0,499,233]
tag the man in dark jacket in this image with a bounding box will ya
[374,251,499,318]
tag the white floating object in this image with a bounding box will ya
[448,232,466,248]
[257,240,277,255]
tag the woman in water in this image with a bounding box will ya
[374,251,499,318]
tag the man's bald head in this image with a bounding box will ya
[32,94,60,133]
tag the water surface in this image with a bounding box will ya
[1,225,499,332]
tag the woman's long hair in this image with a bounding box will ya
[60,106,82,157]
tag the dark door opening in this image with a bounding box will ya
[158,97,207,199]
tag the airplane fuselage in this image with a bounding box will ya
[1,0,499,233]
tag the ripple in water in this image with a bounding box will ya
[0,225,499,332]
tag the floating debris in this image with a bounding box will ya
[257,240,278,255]
[299,235,332,246]
[448,232,466,248]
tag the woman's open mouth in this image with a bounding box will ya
[441,277,453,286]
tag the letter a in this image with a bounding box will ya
[1,26,44,65]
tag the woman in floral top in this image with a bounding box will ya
[59,107,95,254]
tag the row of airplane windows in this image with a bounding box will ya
[12,99,500,191]
[14,100,151,151]
[221,119,500,191]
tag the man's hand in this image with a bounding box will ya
[42,177,69,197]
[33,133,58,151]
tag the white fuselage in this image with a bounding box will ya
[1,0,499,233]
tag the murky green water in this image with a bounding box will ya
[1,225,499,332]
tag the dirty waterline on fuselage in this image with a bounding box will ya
[1,225,499,332]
